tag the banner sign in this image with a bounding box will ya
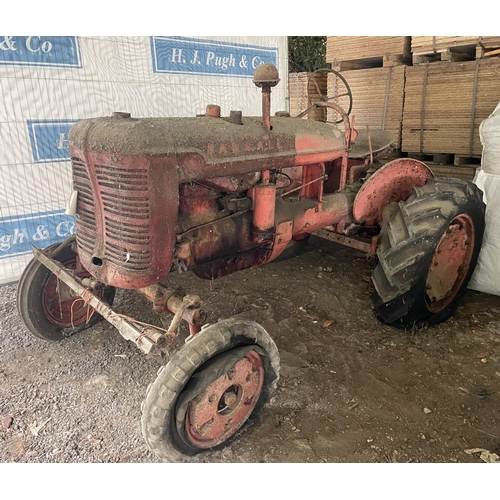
[0,36,82,68]
[150,37,278,77]
[0,209,75,259]
[27,119,78,163]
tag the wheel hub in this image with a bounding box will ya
[185,350,264,448]
[425,214,475,313]
[42,257,99,328]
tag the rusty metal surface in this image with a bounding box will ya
[69,116,345,182]
[137,284,206,328]
[166,293,206,330]
[32,246,164,354]
[426,214,475,313]
[348,129,394,159]
[70,111,346,290]
[206,105,221,118]
[71,154,178,289]
[67,61,396,298]
[300,163,325,201]
[136,284,177,313]
[261,88,272,131]
[287,190,356,236]
[352,158,434,225]
[252,184,276,240]
[197,172,260,193]
[295,101,353,148]
[252,63,280,88]
[184,350,264,448]
[192,247,272,280]
[312,228,372,254]
[348,161,369,184]
[41,252,103,328]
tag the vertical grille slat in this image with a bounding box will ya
[72,157,97,257]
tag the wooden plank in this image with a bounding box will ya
[427,164,477,181]
[401,58,500,156]
[412,48,475,65]
[332,53,410,71]
[412,36,500,53]
[326,66,405,148]
[483,47,500,58]
[454,154,481,166]
[289,72,328,121]
[326,37,410,64]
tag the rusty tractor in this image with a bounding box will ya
[17,64,485,461]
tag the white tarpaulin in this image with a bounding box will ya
[0,36,289,284]
[468,101,500,295]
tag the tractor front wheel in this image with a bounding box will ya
[372,177,485,329]
[17,242,115,341]
[141,318,280,462]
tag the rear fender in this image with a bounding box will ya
[352,158,434,226]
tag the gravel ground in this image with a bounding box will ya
[2,236,500,465]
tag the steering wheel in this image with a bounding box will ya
[295,68,353,125]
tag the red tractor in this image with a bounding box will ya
[17,64,485,461]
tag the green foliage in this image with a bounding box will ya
[288,36,327,73]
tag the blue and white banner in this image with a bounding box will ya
[0,209,75,259]
[0,36,82,68]
[0,36,287,283]
[27,119,78,163]
[150,37,278,77]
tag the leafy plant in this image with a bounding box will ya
[288,36,327,73]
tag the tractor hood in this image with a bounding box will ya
[69,114,346,182]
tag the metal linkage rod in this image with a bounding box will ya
[32,246,164,354]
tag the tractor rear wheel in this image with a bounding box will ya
[372,177,485,329]
[141,318,280,462]
[17,242,115,341]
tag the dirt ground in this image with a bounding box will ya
[1,235,500,463]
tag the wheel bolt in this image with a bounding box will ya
[224,392,237,407]
[227,367,236,380]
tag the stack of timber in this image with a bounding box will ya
[326,37,411,70]
[400,154,478,181]
[289,72,328,121]
[326,66,405,148]
[412,36,500,63]
[401,58,500,158]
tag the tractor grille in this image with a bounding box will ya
[72,157,97,256]
[72,157,152,272]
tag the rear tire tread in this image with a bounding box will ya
[372,177,485,329]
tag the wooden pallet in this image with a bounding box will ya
[326,36,411,69]
[411,36,500,64]
[412,48,476,65]
[427,164,478,181]
[406,152,481,166]
[332,53,410,72]
[412,36,500,54]
[326,66,406,149]
[476,46,500,59]
[453,154,481,166]
[401,58,500,156]
[401,152,478,181]
[289,72,328,121]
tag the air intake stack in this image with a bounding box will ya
[252,63,280,131]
